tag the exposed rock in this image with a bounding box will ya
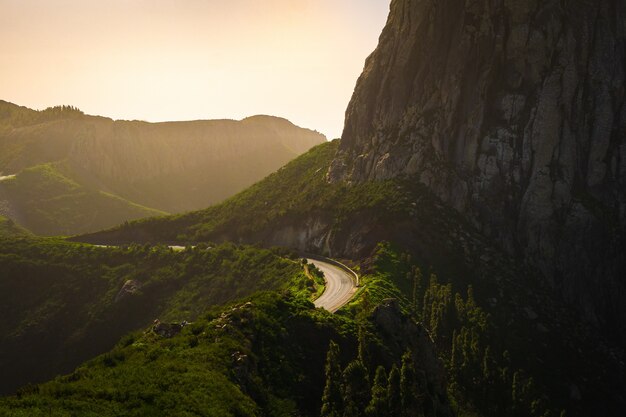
[114,279,142,302]
[153,322,184,338]
[329,0,626,342]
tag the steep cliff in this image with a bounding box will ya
[329,0,626,341]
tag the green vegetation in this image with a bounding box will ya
[0,163,165,236]
[344,243,623,417]
[0,101,84,132]
[0,285,453,416]
[0,237,621,416]
[304,260,326,299]
[81,140,424,245]
[76,139,625,417]
[0,236,314,395]
[0,132,621,417]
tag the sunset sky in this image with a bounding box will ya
[0,0,390,139]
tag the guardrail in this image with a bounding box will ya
[301,252,360,287]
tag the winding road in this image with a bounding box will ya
[95,244,358,313]
[308,258,358,313]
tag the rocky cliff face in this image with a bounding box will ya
[329,0,626,340]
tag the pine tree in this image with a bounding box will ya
[358,326,369,370]
[387,365,402,417]
[450,329,461,373]
[482,346,493,381]
[412,267,423,318]
[400,350,421,417]
[365,366,388,417]
[321,341,343,417]
[342,360,370,417]
[511,371,520,416]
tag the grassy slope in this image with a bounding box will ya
[77,140,344,242]
[0,237,313,395]
[0,163,166,236]
[0,293,341,417]
[80,140,441,247]
[0,286,454,417]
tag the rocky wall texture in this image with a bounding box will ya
[329,0,626,341]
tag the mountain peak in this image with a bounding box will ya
[329,0,626,341]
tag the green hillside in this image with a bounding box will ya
[79,141,626,416]
[79,140,431,246]
[0,163,165,236]
[0,278,453,417]
[0,236,314,395]
[1,237,621,416]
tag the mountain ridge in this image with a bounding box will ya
[0,100,325,234]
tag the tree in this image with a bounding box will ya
[400,350,422,417]
[357,325,369,370]
[321,341,343,417]
[411,267,423,318]
[365,366,388,417]
[387,365,402,417]
[342,360,370,417]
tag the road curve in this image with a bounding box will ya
[94,244,358,312]
[308,258,358,313]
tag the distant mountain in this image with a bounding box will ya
[0,100,325,235]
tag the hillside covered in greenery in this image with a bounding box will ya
[1,240,622,416]
[0,275,454,417]
[0,163,164,236]
[0,236,317,396]
[80,141,625,416]
[80,140,460,262]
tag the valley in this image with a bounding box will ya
[0,0,624,416]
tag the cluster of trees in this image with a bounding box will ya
[320,339,433,417]
[0,103,84,130]
[41,105,84,116]
[405,263,563,417]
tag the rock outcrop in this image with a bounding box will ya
[329,0,626,341]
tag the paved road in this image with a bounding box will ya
[308,258,358,313]
[95,244,358,313]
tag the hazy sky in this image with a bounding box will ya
[0,0,390,139]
